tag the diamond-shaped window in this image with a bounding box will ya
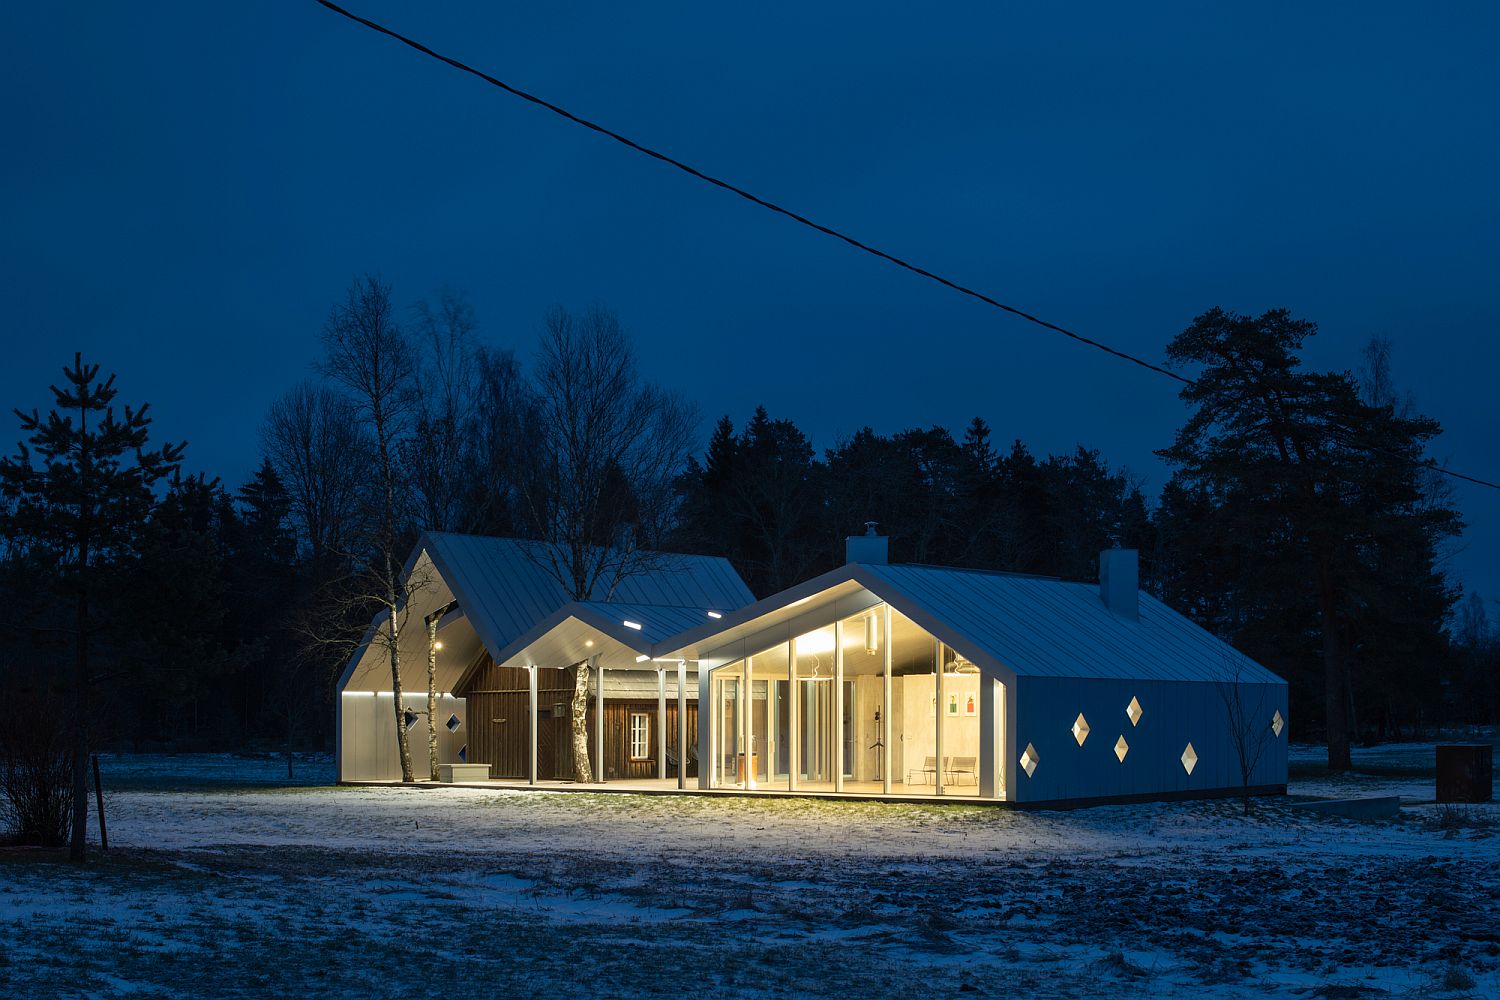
[1126,696,1144,727]
[457,744,468,763]
[1020,743,1040,778]
[1071,713,1090,747]
[1271,710,1284,737]
[446,713,462,734]
[1114,735,1129,762]
[403,708,419,731]
[1181,742,1198,775]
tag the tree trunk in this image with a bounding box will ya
[426,617,440,781]
[69,493,91,862]
[70,578,90,862]
[571,661,593,783]
[388,603,415,782]
[1318,561,1352,772]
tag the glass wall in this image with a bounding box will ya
[709,603,988,797]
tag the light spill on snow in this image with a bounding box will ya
[0,749,1496,998]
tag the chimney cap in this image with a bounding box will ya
[847,522,889,565]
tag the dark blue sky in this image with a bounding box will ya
[3,3,1497,603]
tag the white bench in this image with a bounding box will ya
[438,763,491,783]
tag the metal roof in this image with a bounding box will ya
[858,563,1284,685]
[422,532,753,659]
[572,602,719,647]
[653,561,1284,686]
[338,533,753,693]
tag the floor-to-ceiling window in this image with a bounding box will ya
[841,605,886,792]
[709,603,995,798]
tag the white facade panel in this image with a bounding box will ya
[338,693,467,782]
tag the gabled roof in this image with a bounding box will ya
[422,532,753,660]
[338,533,753,693]
[858,563,1283,684]
[653,561,1284,686]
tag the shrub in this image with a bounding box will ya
[0,685,74,847]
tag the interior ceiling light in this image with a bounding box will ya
[864,613,879,655]
[584,639,594,648]
[635,654,650,663]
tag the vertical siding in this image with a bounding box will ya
[1010,676,1289,804]
[456,654,698,781]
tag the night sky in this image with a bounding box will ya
[3,3,1496,603]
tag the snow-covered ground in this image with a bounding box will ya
[1,748,1496,999]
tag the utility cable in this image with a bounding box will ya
[312,0,1500,492]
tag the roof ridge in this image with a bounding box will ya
[883,562,1063,582]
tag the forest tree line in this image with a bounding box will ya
[2,277,1496,800]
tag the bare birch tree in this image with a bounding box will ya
[319,275,421,783]
[263,382,369,569]
[404,289,481,780]
[523,304,697,782]
[407,288,478,535]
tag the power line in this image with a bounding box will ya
[311,1,1500,493]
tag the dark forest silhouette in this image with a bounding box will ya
[2,280,1495,838]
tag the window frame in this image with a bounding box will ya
[629,711,651,761]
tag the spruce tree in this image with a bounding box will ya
[0,355,183,860]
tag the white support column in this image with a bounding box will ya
[882,611,892,796]
[744,653,754,788]
[528,665,538,785]
[788,639,798,792]
[696,665,708,791]
[594,663,605,784]
[979,674,999,799]
[685,660,696,790]
[833,619,845,794]
[934,639,945,796]
[657,667,667,781]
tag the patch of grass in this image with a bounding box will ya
[1441,965,1477,993]
[1091,950,1152,980]
[1424,804,1495,832]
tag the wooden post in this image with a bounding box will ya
[91,753,107,852]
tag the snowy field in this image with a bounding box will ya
[1,746,1496,999]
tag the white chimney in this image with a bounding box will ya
[1099,548,1138,621]
[846,521,889,564]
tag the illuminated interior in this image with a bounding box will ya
[708,604,992,797]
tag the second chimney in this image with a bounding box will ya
[846,521,889,564]
[1099,548,1139,621]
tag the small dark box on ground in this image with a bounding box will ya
[1436,743,1493,803]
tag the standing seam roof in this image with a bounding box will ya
[854,563,1283,685]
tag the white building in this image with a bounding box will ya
[338,531,1288,806]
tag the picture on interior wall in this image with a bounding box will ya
[947,693,960,717]
[963,693,976,717]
